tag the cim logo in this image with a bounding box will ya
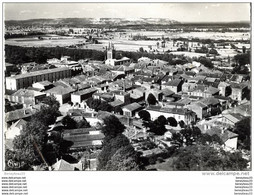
[7,159,22,169]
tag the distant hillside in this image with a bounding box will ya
[5,18,180,28]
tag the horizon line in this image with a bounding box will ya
[5,17,251,23]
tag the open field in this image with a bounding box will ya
[125,31,250,40]
[5,31,250,54]
[5,36,86,47]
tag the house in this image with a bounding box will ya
[146,105,196,125]
[52,159,78,171]
[106,57,131,66]
[198,123,238,150]
[200,97,221,116]
[161,79,183,93]
[122,103,143,117]
[109,99,125,109]
[230,83,248,101]
[214,95,232,110]
[53,79,73,89]
[188,86,220,98]
[145,88,163,102]
[182,82,197,93]
[5,62,14,73]
[47,56,81,71]
[5,106,39,127]
[186,102,209,120]
[71,88,97,104]
[5,119,27,140]
[94,84,109,93]
[114,90,131,105]
[161,88,175,99]
[222,102,250,117]
[45,86,75,105]
[6,89,46,108]
[218,82,231,97]
[221,113,246,126]
[161,75,171,84]
[130,87,146,103]
[204,86,220,97]
[93,93,114,102]
[111,65,135,75]
[176,98,192,106]
[32,81,54,91]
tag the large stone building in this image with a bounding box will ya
[6,67,71,91]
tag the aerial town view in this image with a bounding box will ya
[4,3,251,171]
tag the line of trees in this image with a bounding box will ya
[5,44,189,65]
[5,32,46,39]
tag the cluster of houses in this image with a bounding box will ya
[4,42,250,170]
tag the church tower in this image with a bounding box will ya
[107,41,114,60]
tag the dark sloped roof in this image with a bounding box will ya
[72,88,97,96]
[123,103,142,111]
[163,79,182,87]
[45,86,74,95]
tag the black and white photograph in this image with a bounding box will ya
[3,2,251,174]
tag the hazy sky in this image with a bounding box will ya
[4,3,251,22]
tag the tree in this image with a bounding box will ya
[173,145,248,171]
[62,115,77,129]
[195,46,208,54]
[167,117,178,127]
[5,45,184,66]
[139,47,144,53]
[12,120,48,166]
[242,46,246,54]
[114,106,123,115]
[41,95,60,111]
[67,101,73,106]
[209,48,218,55]
[233,117,251,150]
[138,110,151,121]
[156,115,167,126]
[197,56,214,68]
[105,145,140,171]
[97,114,142,171]
[86,98,112,112]
[145,116,167,136]
[147,93,157,105]
[97,102,113,112]
[32,106,60,126]
[197,133,224,146]
[234,52,250,66]
[76,117,91,128]
[97,133,137,170]
[179,120,186,128]
[101,115,126,139]
[171,126,202,147]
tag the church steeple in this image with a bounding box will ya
[107,41,114,60]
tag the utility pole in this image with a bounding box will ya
[31,135,49,169]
